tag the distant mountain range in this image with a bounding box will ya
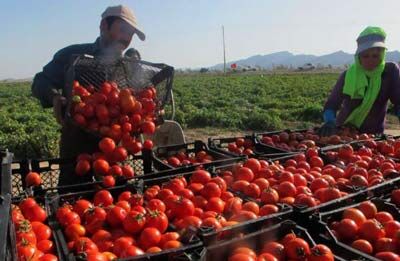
[210,50,400,69]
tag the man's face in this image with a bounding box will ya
[101,18,135,53]
[359,47,384,71]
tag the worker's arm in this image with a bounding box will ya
[32,48,70,124]
[324,71,346,114]
[389,63,400,122]
[319,72,346,136]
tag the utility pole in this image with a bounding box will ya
[222,25,226,75]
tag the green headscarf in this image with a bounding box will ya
[343,26,387,128]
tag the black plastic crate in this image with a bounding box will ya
[294,176,400,227]
[205,220,368,261]
[10,158,30,197]
[1,150,12,197]
[208,135,290,158]
[152,140,245,172]
[256,128,388,153]
[0,194,11,261]
[10,150,165,197]
[64,55,174,137]
[363,176,400,200]
[46,183,203,261]
[316,198,400,261]
[0,151,12,261]
[229,152,380,222]
[320,135,400,154]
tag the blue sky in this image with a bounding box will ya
[1,0,400,79]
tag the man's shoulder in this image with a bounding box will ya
[54,41,98,61]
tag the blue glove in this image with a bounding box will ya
[319,110,337,137]
[323,109,336,124]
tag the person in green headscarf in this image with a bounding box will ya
[320,26,400,136]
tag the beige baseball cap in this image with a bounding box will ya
[102,5,145,41]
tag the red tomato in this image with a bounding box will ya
[336,219,358,241]
[159,232,180,248]
[351,239,373,254]
[121,165,135,178]
[37,239,55,254]
[74,237,98,254]
[190,170,211,185]
[205,197,225,214]
[242,202,260,215]
[141,121,156,135]
[308,244,334,261]
[359,219,386,242]
[106,206,127,228]
[260,188,279,205]
[342,208,366,226]
[83,206,107,234]
[17,242,37,261]
[375,252,400,261]
[384,220,400,238]
[375,238,396,253]
[259,204,279,216]
[143,140,154,150]
[229,210,257,222]
[228,253,255,261]
[122,210,146,234]
[138,227,161,250]
[145,210,169,233]
[261,241,285,260]
[243,159,262,174]
[285,238,310,259]
[277,182,297,198]
[235,167,255,182]
[113,236,134,257]
[93,159,110,176]
[201,182,222,199]
[102,175,116,188]
[75,160,91,176]
[73,199,93,218]
[112,147,128,162]
[358,201,378,219]
[375,212,394,224]
[25,172,42,187]
[99,138,116,154]
[65,224,86,241]
[244,183,261,198]
[224,197,243,216]
[172,197,195,219]
[93,190,113,206]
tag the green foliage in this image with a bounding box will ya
[0,82,59,159]
[171,73,338,129]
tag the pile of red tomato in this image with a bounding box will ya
[12,198,58,261]
[329,200,400,260]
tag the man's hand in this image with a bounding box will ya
[318,122,337,137]
[53,94,67,126]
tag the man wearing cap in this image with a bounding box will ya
[31,5,145,185]
[320,26,400,136]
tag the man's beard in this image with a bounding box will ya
[101,38,128,58]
